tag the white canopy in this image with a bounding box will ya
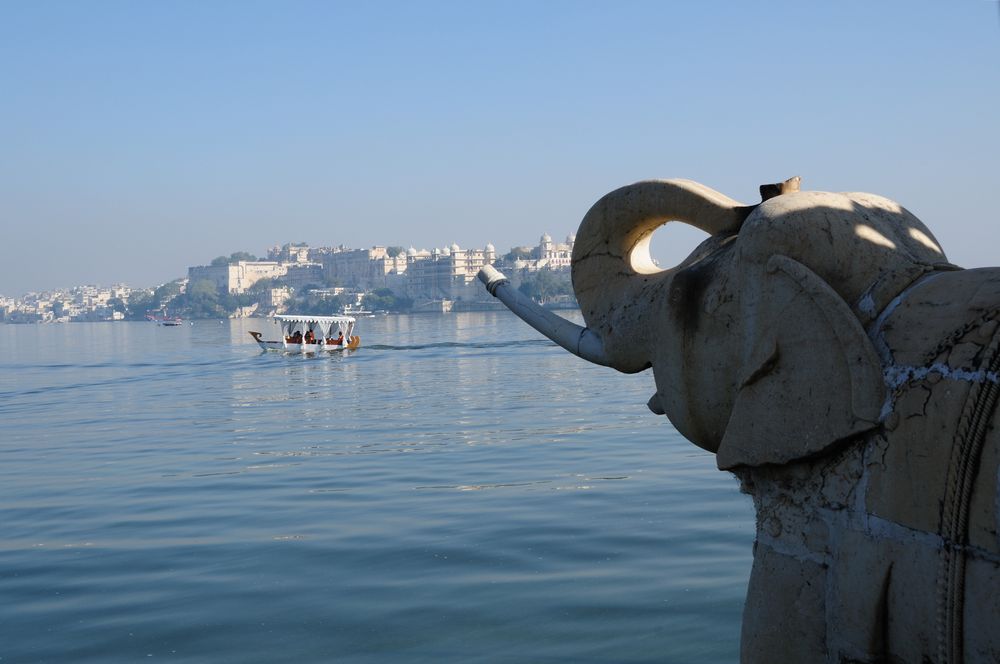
[274,314,356,343]
[274,314,356,325]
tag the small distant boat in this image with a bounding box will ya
[249,314,361,353]
[341,304,373,316]
[147,311,184,326]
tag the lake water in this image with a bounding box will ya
[0,313,753,663]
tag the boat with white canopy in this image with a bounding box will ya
[249,315,361,352]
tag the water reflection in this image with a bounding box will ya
[1,314,753,663]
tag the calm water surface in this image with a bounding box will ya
[0,313,753,663]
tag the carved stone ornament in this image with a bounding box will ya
[480,177,1000,663]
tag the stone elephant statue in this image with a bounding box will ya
[478,177,1000,663]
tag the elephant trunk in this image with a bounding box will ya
[571,179,749,373]
[477,265,610,366]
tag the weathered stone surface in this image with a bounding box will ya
[964,556,1000,661]
[827,529,893,663]
[968,405,1000,555]
[866,375,969,536]
[741,544,827,664]
[483,177,1000,661]
[883,536,941,662]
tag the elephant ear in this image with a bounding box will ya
[715,255,885,470]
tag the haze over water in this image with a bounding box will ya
[0,313,752,662]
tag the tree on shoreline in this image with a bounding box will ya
[286,288,346,316]
[363,288,412,312]
[517,267,573,304]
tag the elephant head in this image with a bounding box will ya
[480,177,954,468]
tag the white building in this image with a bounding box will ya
[323,246,408,290]
[406,243,496,301]
[510,233,575,272]
[188,261,287,294]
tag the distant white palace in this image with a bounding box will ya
[185,232,574,307]
[1,232,578,323]
[511,233,576,271]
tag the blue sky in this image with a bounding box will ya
[2,1,998,295]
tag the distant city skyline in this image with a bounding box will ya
[0,232,569,297]
[2,2,998,296]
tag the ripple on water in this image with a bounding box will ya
[0,316,752,662]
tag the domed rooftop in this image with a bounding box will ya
[485,242,495,252]
[407,246,417,257]
[541,233,552,243]
[450,243,460,252]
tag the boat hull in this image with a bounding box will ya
[249,331,361,352]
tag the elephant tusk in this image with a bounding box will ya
[478,265,610,367]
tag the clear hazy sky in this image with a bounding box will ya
[2,1,998,296]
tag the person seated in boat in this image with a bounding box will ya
[327,331,345,345]
[288,331,303,344]
[304,330,315,344]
